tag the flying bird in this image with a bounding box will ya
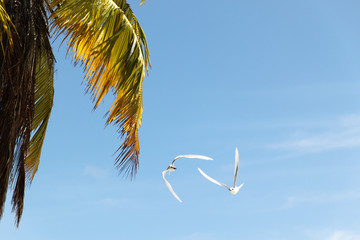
[198,148,244,195]
[162,155,213,202]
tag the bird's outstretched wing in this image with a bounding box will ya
[162,170,182,202]
[198,168,230,191]
[171,155,213,165]
[233,148,239,188]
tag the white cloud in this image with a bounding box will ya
[169,233,216,240]
[269,114,360,152]
[102,198,119,206]
[327,231,360,240]
[284,191,360,208]
[101,197,131,207]
[83,165,108,179]
[307,230,360,240]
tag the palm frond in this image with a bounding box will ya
[25,52,54,183]
[49,0,150,177]
[0,0,14,52]
[0,0,54,226]
[120,2,151,72]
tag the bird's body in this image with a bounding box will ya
[229,185,244,195]
[162,154,213,202]
[198,148,244,195]
[165,164,176,173]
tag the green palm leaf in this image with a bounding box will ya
[25,52,54,183]
[49,0,150,177]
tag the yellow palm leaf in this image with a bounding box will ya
[0,0,14,51]
[49,0,150,177]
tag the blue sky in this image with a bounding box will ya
[2,0,360,239]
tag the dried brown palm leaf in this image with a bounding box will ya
[0,0,54,226]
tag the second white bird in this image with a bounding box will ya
[198,148,244,195]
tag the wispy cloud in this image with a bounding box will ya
[307,230,360,240]
[284,190,360,208]
[101,198,120,206]
[169,232,216,240]
[327,231,360,240]
[269,114,360,153]
[83,165,108,179]
[101,197,130,207]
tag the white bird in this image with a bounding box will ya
[198,148,244,195]
[162,155,213,202]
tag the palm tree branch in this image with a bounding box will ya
[0,0,54,226]
[49,0,150,177]
[0,0,14,52]
[24,51,54,184]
